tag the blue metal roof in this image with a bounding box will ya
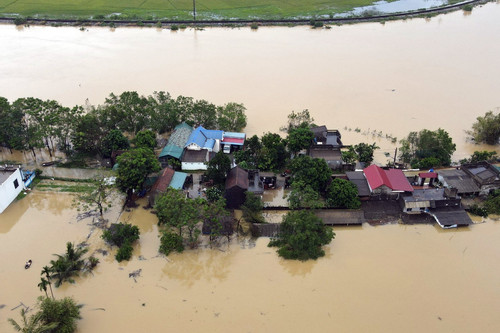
[224,132,246,139]
[185,126,223,149]
[204,138,215,150]
[170,172,188,190]
[203,129,223,140]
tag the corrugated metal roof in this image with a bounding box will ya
[419,172,438,179]
[224,132,246,139]
[430,208,472,227]
[170,172,188,190]
[438,169,480,194]
[204,138,215,150]
[151,167,175,192]
[346,171,371,196]
[159,144,184,159]
[221,137,245,145]
[225,166,249,190]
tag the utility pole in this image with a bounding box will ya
[193,0,196,20]
[393,147,398,166]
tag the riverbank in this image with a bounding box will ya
[0,0,489,28]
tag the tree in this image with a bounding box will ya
[288,155,332,192]
[133,129,156,150]
[116,148,161,203]
[154,188,201,248]
[73,175,114,218]
[350,143,379,166]
[102,223,140,262]
[280,109,315,133]
[8,308,58,333]
[287,125,314,155]
[241,192,265,223]
[259,132,288,171]
[38,296,82,333]
[268,210,334,260]
[468,111,500,145]
[234,135,261,169]
[49,242,88,287]
[217,102,247,132]
[203,198,231,245]
[41,266,55,299]
[287,180,324,210]
[71,112,104,155]
[341,149,357,165]
[100,129,129,158]
[159,231,184,255]
[399,128,456,167]
[206,150,231,185]
[325,178,361,209]
[101,91,150,134]
[459,150,498,165]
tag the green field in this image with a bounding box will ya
[0,0,399,21]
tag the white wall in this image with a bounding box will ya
[181,162,207,171]
[0,169,24,214]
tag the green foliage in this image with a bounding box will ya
[250,22,259,29]
[154,188,202,248]
[102,223,139,262]
[341,150,357,164]
[349,142,379,166]
[133,129,156,150]
[38,296,82,333]
[8,307,59,333]
[205,186,223,202]
[171,25,179,30]
[287,180,324,210]
[462,4,473,11]
[259,132,288,171]
[13,16,27,25]
[102,223,140,247]
[287,125,314,154]
[159,231,184,255]
[115,241,134,262]
[460,150,498,165]
[469,204,488,217]
[206,150,232,185]
[100,129,130,158]
[289,155,332,192]
[411,156,440,170]
[268,210,334,261]
[216,102,247,132]
[326,178,361,209]
[483,190,500,215]
[203,198,231,244]
[241,192,265,223]
[399,128,456,166]
[234,135,261,168]
[71,112,104,155]
[49,242,88,287]
[468,111,500,145]
[280,109,314,133]
[116,148,161,199]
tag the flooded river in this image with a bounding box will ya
[1,2,500,164]
[2,3,500,332]
[1,192,500,332]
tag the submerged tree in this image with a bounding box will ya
[73,175,114,218]
[399,128,456,167]
[216,102,247,132]
[8,308,58,333]
[269,210,334,261]
[468,110,500,145]
[49,242,88,287]
[241,192,265,223]
[325,178,361,209]
[38,296,82,333]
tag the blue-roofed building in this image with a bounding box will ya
[185,126,223,152]
[170,172,188,190]
[159,122,193,168]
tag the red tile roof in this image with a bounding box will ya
[364,165,413,192]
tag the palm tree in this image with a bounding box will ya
[49,242,88,287]
[8,308,58,333]
[38,278,48,298]
[41,266,54,299]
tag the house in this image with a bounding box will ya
[181,150,211,171]
[225,166,249,208]
[461,162,500,195]
[363,164,413,195]
[185,126,224,152]
[158,122,193,168]
[0,166,26,214]
[308,125,344,170]
[148,167,189,206]
[438,169,480,195]
[345,171,371,198]
[221,132,246,154]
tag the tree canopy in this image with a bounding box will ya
[468,111,500,145]
[287,125,314,155]
[216,102,247,132]
[132,129,156,150]
[206,150,232,185]
[268,210,334,260]
[349,142,379,166]
[288,155,332,192]
[326,178,361,209]
[399,128,456,167]
[116,148,161,200]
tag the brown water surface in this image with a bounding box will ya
[1,191,500,332]
[1,2,500,163]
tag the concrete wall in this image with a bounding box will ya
[181,162,207,171]
[0,169,24,214]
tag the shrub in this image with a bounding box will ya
[462,4,473,11]
[250,23,259,30]
[159,231,184,256]
[171,25,179,31]
[469,204,488,217]
[115,241,133,262]
[14,17,27,25]
[102,223,140,247]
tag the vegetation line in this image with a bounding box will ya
[0,0,488,26]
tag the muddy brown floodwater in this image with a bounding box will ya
[1,191,500,332]
[2,3,500,332]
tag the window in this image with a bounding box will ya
[13,179,19,189]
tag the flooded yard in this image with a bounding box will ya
[1,191,500,332]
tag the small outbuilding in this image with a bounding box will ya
[0,166,25,214]
[225,166,249,208]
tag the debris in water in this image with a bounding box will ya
[129,269,142,282]
[138,255,147,261]
[0,304,6,309]
[214,312,220,317]
[142,303,146,307]
[91,308,106,311]
[96,249,108,256]
[438,316,442,321]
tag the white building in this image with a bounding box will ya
[0,167,25,214]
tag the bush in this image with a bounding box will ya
[115,241,133,262]
[14,17,27,25]
[102,223,140,247]
[413,157,441,170]
[171,25,179,31]
[159,231,184,256]
[38,296,82,333]
[250,22,259,30]
[469,204,488,217]
[462,4,473,11]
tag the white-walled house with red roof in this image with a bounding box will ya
[363,164,414,194]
